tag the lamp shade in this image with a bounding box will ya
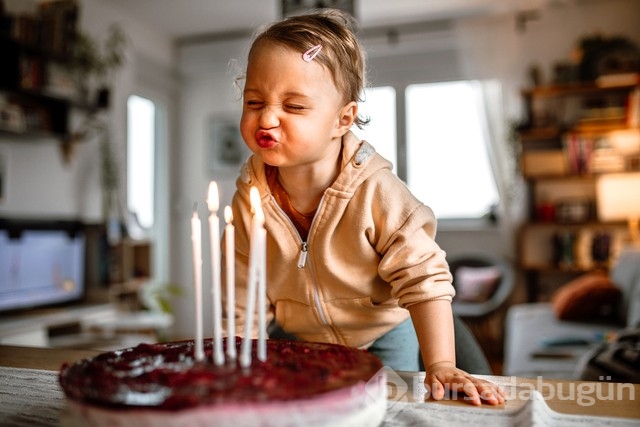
[596,172,640,221]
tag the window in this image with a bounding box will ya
[406,81,499,219]
[352,82,499,220]
[127,95,155,228]
[352,86,397,173]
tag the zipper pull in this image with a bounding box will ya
[297,242,308,268]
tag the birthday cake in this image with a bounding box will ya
[59,337,387,427]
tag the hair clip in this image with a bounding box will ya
[302,44,322,62]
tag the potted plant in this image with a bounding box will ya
[68,24,127,107]
[65,25,127,220]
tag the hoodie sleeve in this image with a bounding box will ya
[374,189,455,308]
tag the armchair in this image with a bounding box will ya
[448,252,516,318]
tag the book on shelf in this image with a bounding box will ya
[563,133,593,174]
[38,0,78,56]
[590,149,626,173]
[9,14,40,47]
[4,0,78,56]
[18,56,43,90]
[563,132,633,174]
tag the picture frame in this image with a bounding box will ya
[207,116,249,176]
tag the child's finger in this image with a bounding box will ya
[461,381,482,405]
[475,380,506,405]
[424,376,446,400]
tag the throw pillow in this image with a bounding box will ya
[454,266,502,303]
[551,271,622,321]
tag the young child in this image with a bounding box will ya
[226,9,505,406]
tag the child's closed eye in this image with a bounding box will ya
[284,104,306,112]
[245,100,264,109]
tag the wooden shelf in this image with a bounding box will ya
[0,126,64,140]
[521,82,638,98]
[519,125,639,142]
[0,3,104,157]
[518,127,563,141]
[523,173,598,181]
[516,81,639,301]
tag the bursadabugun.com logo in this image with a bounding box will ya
[497,375,636,407]
[365,367,636,422]
[364,368,410,421]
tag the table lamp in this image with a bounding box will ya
[596,172,640,245]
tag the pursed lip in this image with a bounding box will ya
[256,130,278,149]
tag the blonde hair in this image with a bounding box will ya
[248,9,369,128]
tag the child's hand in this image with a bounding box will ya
[425,361,506,406]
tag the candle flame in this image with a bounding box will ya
[224,205,233,223]
[207,181,219,212]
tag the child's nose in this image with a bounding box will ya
[259,105,280,129]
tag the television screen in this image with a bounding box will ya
[0,219,85,313]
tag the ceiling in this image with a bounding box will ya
[102,0,565,43]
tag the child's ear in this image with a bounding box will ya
[336,101,358,134]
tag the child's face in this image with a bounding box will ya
[240,43,356,169]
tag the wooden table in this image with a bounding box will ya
[1,345,639,423]
[0,345,100,371]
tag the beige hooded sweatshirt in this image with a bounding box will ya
[226,131,455,348]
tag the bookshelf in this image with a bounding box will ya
[0,1,98,160]
[517,79,640,301]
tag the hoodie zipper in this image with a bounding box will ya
[271,197,330,326]
[297,242,308,268]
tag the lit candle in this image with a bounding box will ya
[224,205,236,360]
[240,186,262,368]
[191,207,204,362]
[256,204,267,362]
[208,181,224,366]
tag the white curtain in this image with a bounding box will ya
[473,80,527,254]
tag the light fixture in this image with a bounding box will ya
[596,172,640,244]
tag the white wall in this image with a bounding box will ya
[0,140,101,218]
[170,38,252,338]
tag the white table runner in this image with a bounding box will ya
[1,367,637,427]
